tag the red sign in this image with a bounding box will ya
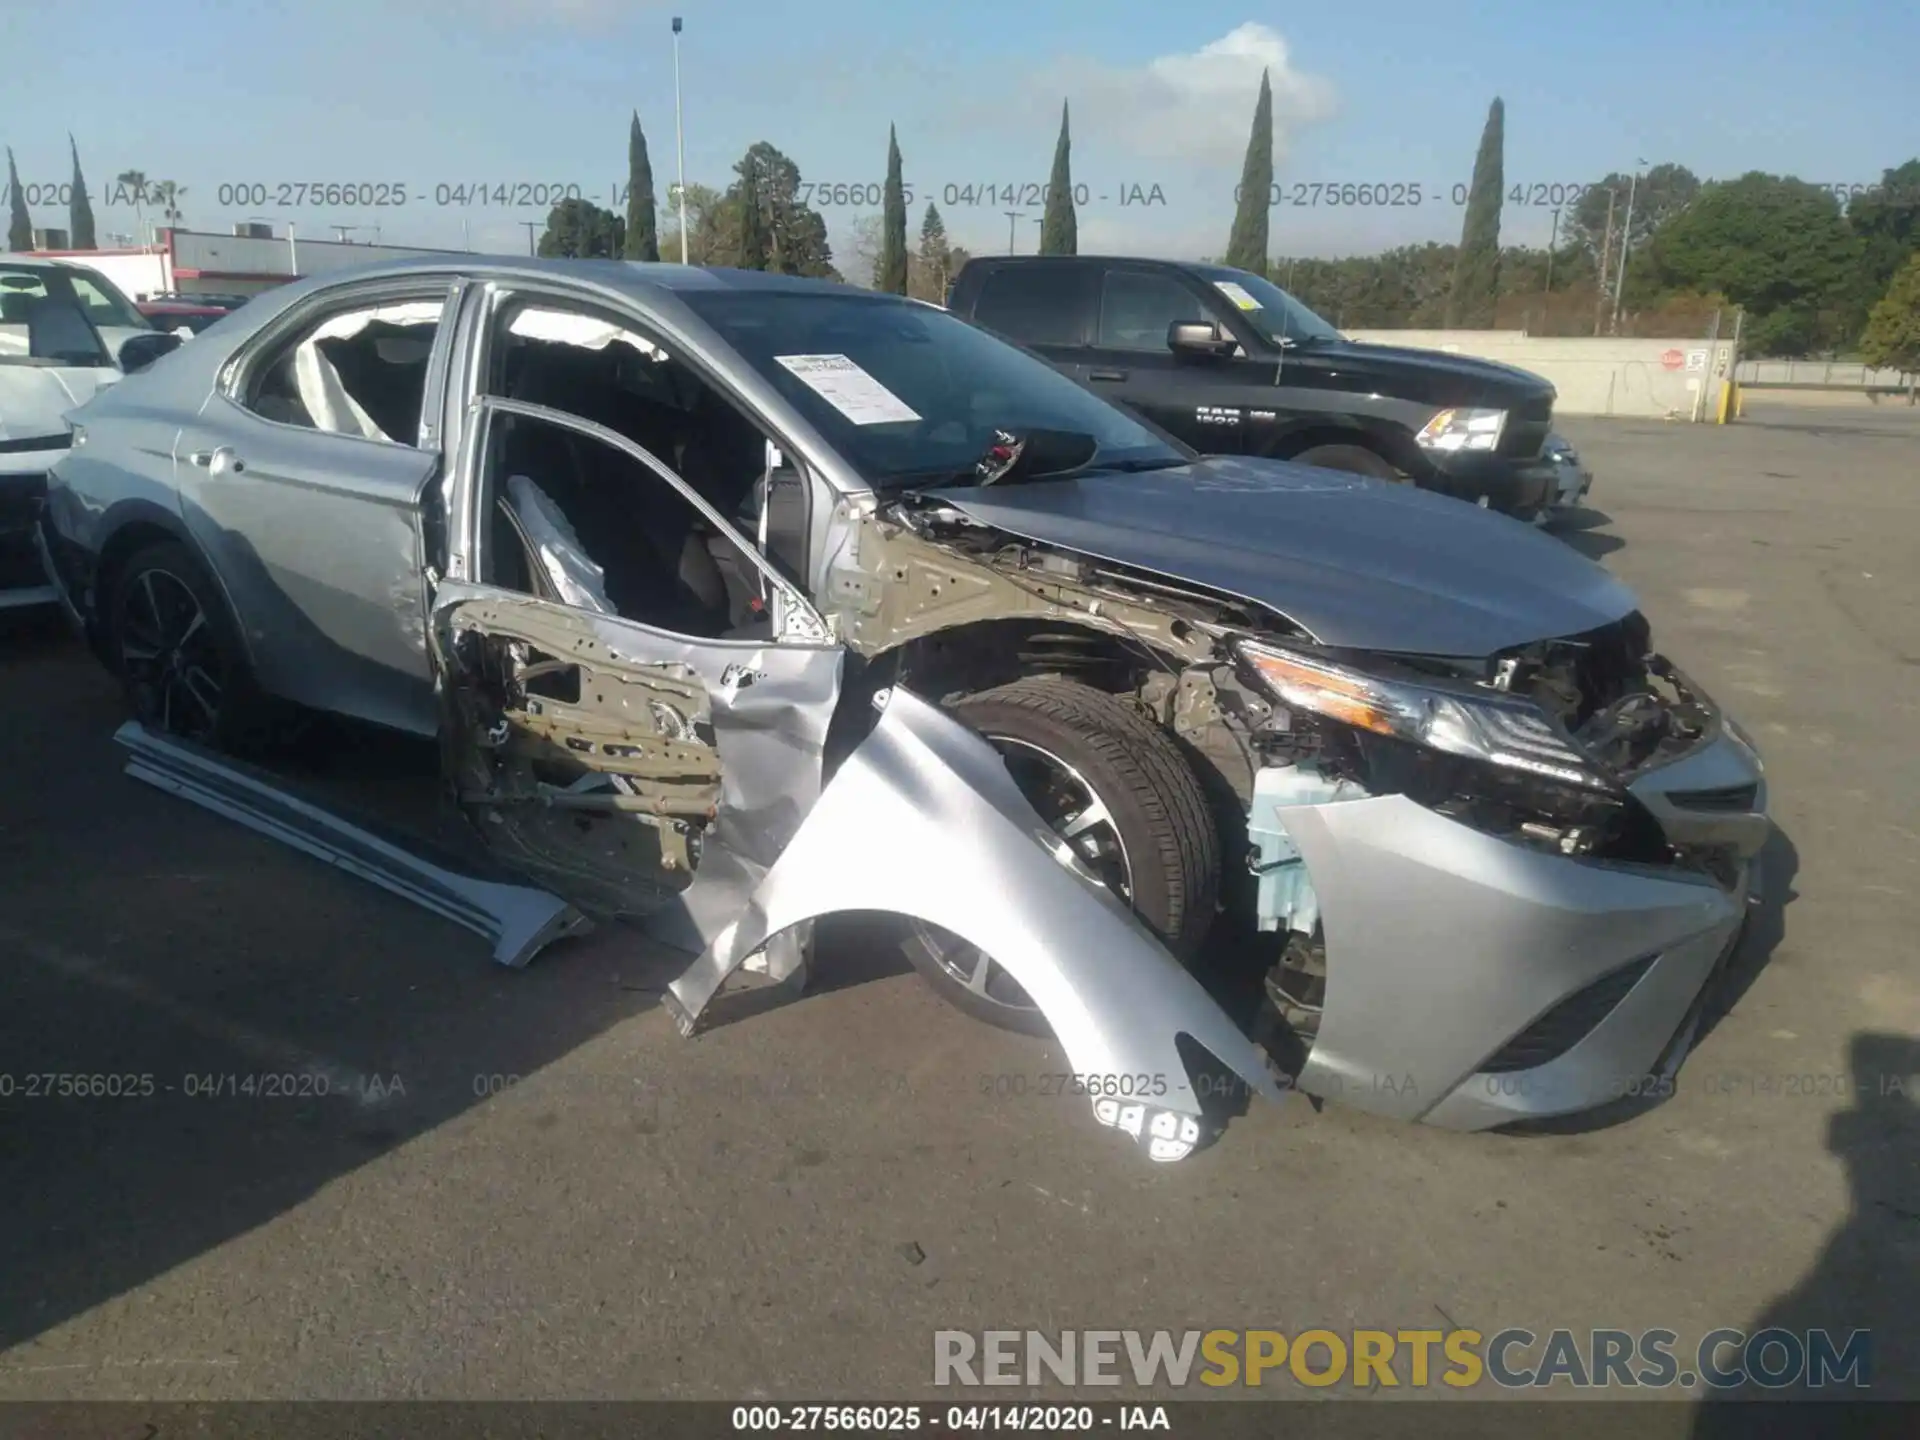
[1661,349,1685,370]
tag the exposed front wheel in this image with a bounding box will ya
[904,677,1220,1037]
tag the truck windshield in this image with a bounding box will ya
[1190,266,1344,349]
[681,291,1189,488]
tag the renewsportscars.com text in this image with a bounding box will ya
[933,1327,1871,1391]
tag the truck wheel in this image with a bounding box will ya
[1289,443,1406,482]
[108,541,266,750]
[904,677,1220,1037]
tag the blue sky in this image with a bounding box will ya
[3,0,1914,271]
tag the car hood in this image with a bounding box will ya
[0,364,119,447]
[921,455,1637,657]
[1330,339,1556,404]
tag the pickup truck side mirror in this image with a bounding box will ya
[1167,320,1236,359]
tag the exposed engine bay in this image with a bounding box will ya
[822,492,1740,1046]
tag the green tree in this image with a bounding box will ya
[1846,159,1920,310]
[537,197,625,257]
[68,136,96,249]
[877,125,908,293]
[1039,102,1076,256]
[718,142,835,278]
[1224,69,1273,276]
[660,182,723,265]
[7,149,31,250]
[1641,172,1863,355]
[915,201,952,300]
[1860,250,1920,371]
[1448,98,1504,326]
[735,158,769,270]
[622,111,660,262]
[1565,163,1699,273]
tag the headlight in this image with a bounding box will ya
[1237,642,1610,790]
[1416,406,1506,453]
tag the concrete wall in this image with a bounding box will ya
[1345,330,1739,419]
[170,229,471,280]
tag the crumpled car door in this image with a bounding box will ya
[429,580,844,934]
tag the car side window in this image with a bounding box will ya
[970,266,1094,347]
[476,299,808,638]
[242,297,446,445]
[1097,271,1209,351]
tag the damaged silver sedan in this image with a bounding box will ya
[38,257,1768,1160]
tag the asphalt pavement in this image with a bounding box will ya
[1,402,1916,1404]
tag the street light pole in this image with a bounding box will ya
[520,220,539,255]
[1004,210,1021,254]
[673,16,689,264]
[1610,159,1646,335]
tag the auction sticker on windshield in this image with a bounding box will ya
[1212,281,1263,311]
[775,354,921,425]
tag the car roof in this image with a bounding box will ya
[265,254,894,303]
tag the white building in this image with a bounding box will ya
[26,225,477,302]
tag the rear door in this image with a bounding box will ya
[174,276,468,735]
[962,262,1096,371]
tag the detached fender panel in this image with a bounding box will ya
[667,686,1286,1154]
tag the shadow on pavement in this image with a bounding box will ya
[0,631,691,1356]
[1545,507,1627,560]
[1689,1030,1920,1426]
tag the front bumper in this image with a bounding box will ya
[1537,453,1594,520]
[1422,450,1558,518]
[1278,727,1769,1128]
[0,461,59,611]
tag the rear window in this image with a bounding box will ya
[969,266,1095,348]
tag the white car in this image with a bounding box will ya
[1,256,177,608]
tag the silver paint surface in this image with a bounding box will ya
[114,720,591,968]
[1278,786,1755,1126]
[665,686,1288,1130]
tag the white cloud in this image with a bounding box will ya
[1028,24,1337,168]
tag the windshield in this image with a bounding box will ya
[0,265,127,366]
[681,290,1189,487]
[1190,265,1344,349]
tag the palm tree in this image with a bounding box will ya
[149,180,186,233]
[115,169,149,244]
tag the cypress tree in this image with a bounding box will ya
[1223,71,1272,275]
[1039,102,1077,255]
[622,111,659,261]
[1449,98,1505,326]
[7,149,32,251]
[877,125,908,293]
[736,160,769,270]
[69,137,97,249]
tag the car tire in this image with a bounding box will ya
[1288,443,1406,482]
[108,540,267,751]
[903,676,1220,1037]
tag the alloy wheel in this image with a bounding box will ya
[912,735,1136,1018]
[118,567,226,742]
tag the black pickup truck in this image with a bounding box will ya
[947,256,1561,516]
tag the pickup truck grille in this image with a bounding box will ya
[1499,395,1554,459]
